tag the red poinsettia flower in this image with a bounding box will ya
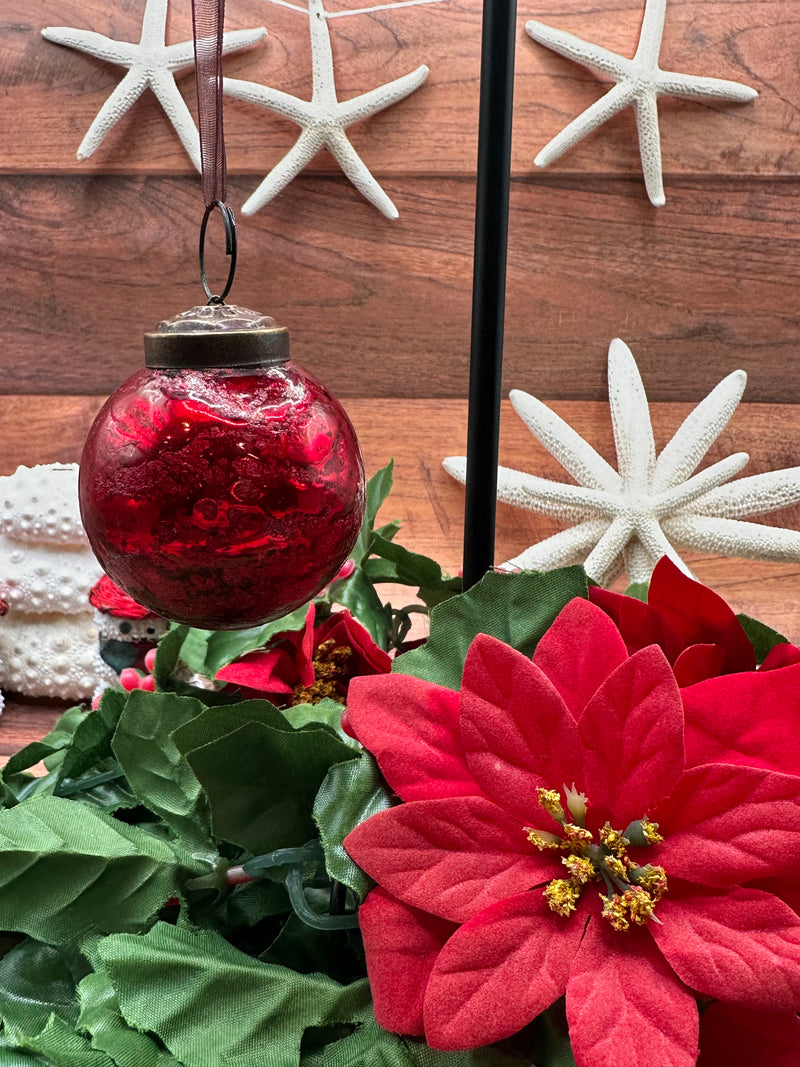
[344,598,800,1067]
[216,603,391,706]
[697,1001,800,1067]
[588,557,763,685]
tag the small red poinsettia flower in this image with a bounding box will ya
[588,557,764,685]
[216,603,391,706]
[344,598,800,1067]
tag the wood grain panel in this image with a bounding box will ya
[2,393,800,581]
[2,173,800,400]
[0,0,793,178]
[4,393,800,758]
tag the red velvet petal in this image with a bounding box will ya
[318,610,392,676]
[344,673,478,802]
[215,648,297,695]
[652,884,800,1011]
[566,916,699,1067]
[531,597,629,718]
[648,557,756,673]
[578,646,684,824]
[423,891,584,1050]
[359,886,457,1036]
[746,874,800,917]
[343,796,557,923]
[656,764,800,886]
[672,643,727,687]
[295,602,318,686]
[590,585,685,662]
[683,665,800,776]
[761,642,800,670]
[460,635,583,821]
[697,1002,800,1067]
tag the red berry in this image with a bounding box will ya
[140,673,156,692]
[119,667,142,691]
[144,647,157,672]
[91,692,103,710]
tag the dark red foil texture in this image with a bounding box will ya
[79,363,365,629]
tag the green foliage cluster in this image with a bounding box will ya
[0,465,591,1067]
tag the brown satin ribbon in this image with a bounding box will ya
[192,0,227,208]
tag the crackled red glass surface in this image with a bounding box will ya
[79,363,365,629]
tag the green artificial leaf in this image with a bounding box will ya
[313,753,393,901]
[330,569,391,648]
[57,690,126,784]
[326,463,397,647]
[77,970,183,1067]
[2,706,89,804]
[622,581,649,603]
[14,1016,115,1067]
[352,461,395,566]
[524,1001,577,1067]
[53,759,138,815]
[171,698,294,754]
[0,795,187,943]
[99,922,372,1067]
[0,1041,52,1066]
[366,534,462,609]
[283,698,354,742]
[172,626,215,677]
[263,912,365,985]
[315,1019,414,1066]
[737,612,789,665]
[394,568,589,690]
[404,1042,530,1067]
[112,690,212,849]
[152,627,242,704]
[184,718,356,855]
[202,604,311,678]
[0,939,88,1041]
[211,878,289,931]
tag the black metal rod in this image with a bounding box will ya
[462,0,517,589]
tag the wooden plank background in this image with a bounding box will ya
[1,0,799,399]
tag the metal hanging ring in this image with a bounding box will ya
[199,200,237,305]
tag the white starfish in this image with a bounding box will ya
[525,0,757,206]
[43,0,266,169]
[223,0,428,218]
[444,339,800,587]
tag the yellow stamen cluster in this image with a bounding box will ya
[544,878,582,917]
[525,786,668,931]
[537,788,566,821]
[601,886,658,931]
[290,639,353,706]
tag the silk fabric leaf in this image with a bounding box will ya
[185,718,355,854]
[99,922,371,1067]
[0,795,183,943]
[0,938,86,1042]
[112,690,212,850]
[395,568,588,691]
[313,752,393,901]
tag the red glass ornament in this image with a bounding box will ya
[79,306,365,629]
